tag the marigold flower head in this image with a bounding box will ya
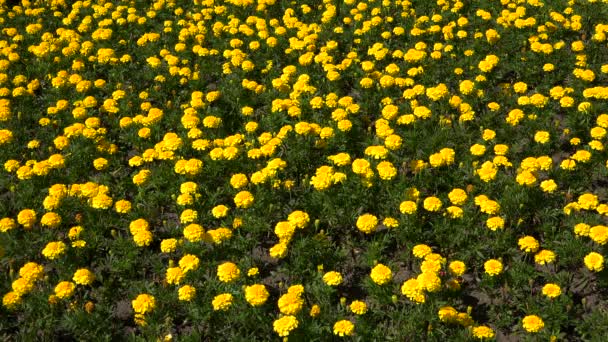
[160,238,179,253]
[542,283,561,299]
[178,285,196,301]
[183,224,205,242]
[356,214,378,234]
[518,236,539,253]
[438,306,458,323]
[322,271,343,286]
[584,252,604,272]
[370,264,392,285]
[534,249,556,265]
[401,278,425,304]
[472,325,495,339]
[333,320,355,337]
[412,244,432,258]
[448,260,466,276]
[400,200,417,214]
[349,300,367,315]
[590,225,608,245]
[273,315,298,337]
[522,315,544,333]
[234,191,254,208]
[212,293,233,311]
[19,262,44,282]
[278,292,304,315]
[54,281,76,299]
[2,292,22,310]
[12,277,33,296]
[245,284,269,306]
[217,262,240,283]
[179,254,200,273]
[42,241,67,260]
[73,268,95,285]
[484,259,503,276]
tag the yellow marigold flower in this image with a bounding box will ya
[234,191,254,209]
[534,249,556,265]
[129,218,150,235]
[413,244,432,258]
[217,262,240,283]
[377,161,397,180]
[438,306,458,323]
[310,304,321,317]
[179,209,198,223]
[590,225,608,245]
[385,134,402,150]
[73,268,95,285]
[574,223,591,237]
[211,205,229,219]
[522,315,544,333]
[93,158,108,170]
[54,281,76,299]
[207,228,233,244]
[484,259,503,276]
[400,200,417,214]
[178,285,196,301]
[584,252,604,272]
[11,278,33,296]
[518,236,539,253]
[114,199,132,214]
[540,179,557,193]
[423,196,442,212]
[323,271,343,286]
[401,278,425,304]
[40,212,61,228]
[417,271,442,292]
[247,267,259,277]
[472,325,495,339]
[245,284,269,306]
[0,217,17,232]
[476,161,497,182]
[183,224,205,242]
[42,241,67,260]
[269,242,288,259]
[352,158,371,175]
[486,216,504,231]
[160,239,178,253]
[350,300,367,315]
[448,188,467,205]
[19,262,44,282]
[179,254,200,273]
[370,264,392,285]
[166,267,185,285]
[356,214,378,234]
[542,283,561,299]
[212,293,233,311]
[448,261,466,276]
[278,292,304,315]
[470,144,486,156]
[287,210,310,229]
[287,284,304,296]
[273,315,298,337]
[133,230,153,247]
[578,193,599,210]
[333,320,355,337]
[383,217,399,228]
[2,292,22,310]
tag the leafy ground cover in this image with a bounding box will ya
[1,0,608,340]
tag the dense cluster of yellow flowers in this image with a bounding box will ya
[2,0,608,339]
